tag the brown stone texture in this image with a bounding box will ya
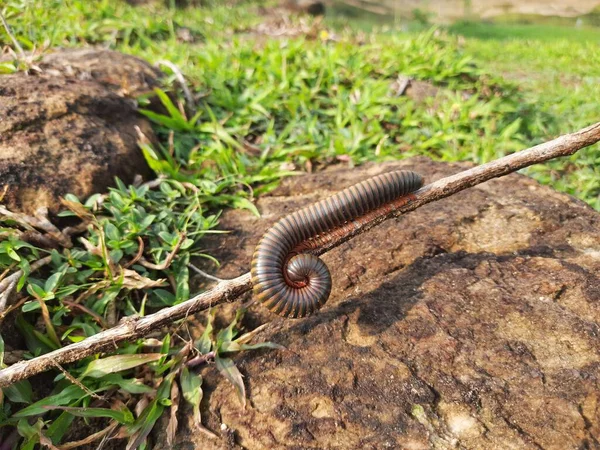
[0,50,159,214]
[38,48,162,99]
[158,157,600,449]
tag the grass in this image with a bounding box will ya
[448,23,600,207]
[449,20,600,43]
[0,0,599,447]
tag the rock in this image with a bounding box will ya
[0,50,159,214]
[38,48,162,99]
[159,158,600,449]
[0,75,155,214]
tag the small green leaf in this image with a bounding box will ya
[180,366,203,428]
[82,353,163,379]
[139,214,156,230]
[174,256,190,303]
[154,88,187,124]
[56,284,80,297]
[45,411,75,444]
[84,193,102,208]
[26,283,46,300]
[6,246,20,261]
[215,355,246,408]
[158,231,175,245]
[126,399,165,450]
[17,259,30,291]
[157,334,171,368]
[216,308,244,350]
[63,194,81,203]
[156,372,176,400]
[13,385,86,417]
[105,223,121,241]
[0,62,17,73]
[32,329,59,350]
[4,380,33,404]
[231,197,260,217]
[195,312,213,355]
[18,417,42,440]
[44,271,63,293]
[180,238,194,250]
[152,289,176,307]
[101,374,154,394]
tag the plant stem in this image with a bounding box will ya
[0,10,26,59]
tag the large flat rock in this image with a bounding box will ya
[161,157,600,449]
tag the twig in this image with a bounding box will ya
[50,361,103,400]
[186,350,216,368]
[0,272,251,387]
[57,421,119,450]
[0,265,15,284]
[61,221,91,239]
[0,206,72,248]
[0,122,598,388]
[0,10,25,60]
[140,176,167,190]
[0,278,17,314]
[0,295,27,323]
[18,230,63,249]
[156,60,196,112]
[139,233,185,270]
[63,300,108,328]
[0,255,52,313]
[188,263,225,283]
[123,236,145,269]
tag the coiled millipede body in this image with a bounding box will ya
[251,170,423,319]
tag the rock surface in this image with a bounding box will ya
[0,50,158,214]
[158,157,600,449]
[38,48,162,99]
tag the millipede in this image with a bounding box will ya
[251,170,423,319]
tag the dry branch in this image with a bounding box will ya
[0,122,599,388]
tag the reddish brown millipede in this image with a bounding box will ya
[251,170,423,318]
